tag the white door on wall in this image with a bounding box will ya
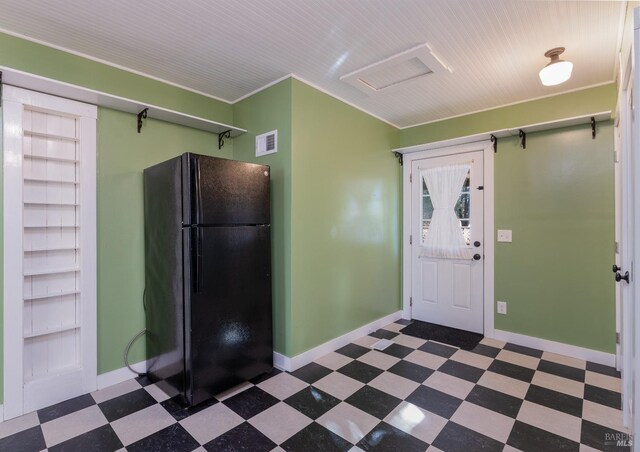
[410,151,484,333]
[3,86,97,419]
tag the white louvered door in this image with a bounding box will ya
[3,86,97,419]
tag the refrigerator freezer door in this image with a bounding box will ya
[185,225,273,406]
[183,154,270,226]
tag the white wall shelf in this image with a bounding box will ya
[25,178,80,185]
[24,290,80,301]
[24,266,80,277]
[24,323,81,339]
[24,155,79,163]
[24,130,79,142]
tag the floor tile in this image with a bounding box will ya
[465,384,523,418]
[91,379,142,404]
[214,381,254,402]
[368,371,420,400]
[507,420,580,452]
[313,372,365,400]
[281,422,352,452]
[488,359,536,383]
[161,394,218,421]
[317,402,379,444]
[585,370,621,392]
[344,386,402,419]
[495,349,540,369]
[479,337,506,349]
[179,403,244,445]
[223,386,279,420]
[203,422,275,452]
[0,425,46,452]
[525,384,583,417]
[135,375,154,387]
[423,371,475,400]
[585,362,620,378]
[537,360,586,382]
[582,400,627,432]
[41,405,108,447]
[315,352,354,370]
[477,371,530,399]
[503,342,544,358]
[111,403,176,446]
[357,350,400,370]
[584,384,622,409]
[381,322,406,333]
[127,423,200,452]
[352,335,379,348]
[337,361,384,384]
[405,385,463,419]
[438,359,485,383]
[144,383,172,403]
[451,349,493,369]
[542,351,587,370]
[418,341,458,358]
[0,411,40,439]
[249,402,313,444]
[581,419,631,451]
[336,343,370,360]
[450,401,515,443]
[395,319,413,326]
[285,386,341,419]
[38,393,96,423]
[404,349,447,370]
[97,388,156,422]
[391,334,427,350]
[369,329,398,340]
[257,371,309,400]
[517,400,582,442]
[379,343,414,359]
[432,421,505,452]
[49,424,123,452]
[531,370,585,398]
[387,360,434,383]
[290,362,334,384]
[469,343,501,358]
[384,401,448,444]
[357,421,428,452]
[249,367,283,385]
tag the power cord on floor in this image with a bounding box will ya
[124,288,147,377]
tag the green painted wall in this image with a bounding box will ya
[0,32,235,403]
[289,79,401,356]
[399,84,617,148]
[399,86,617,353]
[232,79,293,354]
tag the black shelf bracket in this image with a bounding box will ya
[518,129,526,149]
[137,108,148,133]
[591,116,596,139]
[218,130,232,150]
[490,134,498,153]
[393,151,403,166]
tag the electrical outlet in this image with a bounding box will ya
[497,230,512,242]
[497,301,507,315]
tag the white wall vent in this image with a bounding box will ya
[256,130,278,157]
[340,43,452,95]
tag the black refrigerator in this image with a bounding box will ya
[143,152,272,407]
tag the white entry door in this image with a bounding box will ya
[411,151,484,333]
[3,86,97,419]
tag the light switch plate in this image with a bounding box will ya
[497,229,512,242]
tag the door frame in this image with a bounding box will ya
[402,140,495,337]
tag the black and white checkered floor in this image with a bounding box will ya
[0,319,629,451]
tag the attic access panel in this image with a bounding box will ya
[340,43,452,95]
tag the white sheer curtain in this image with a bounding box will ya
[420,163,473,260]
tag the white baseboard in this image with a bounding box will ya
[273,311,403,372]
[490,329,616,367]
[96,360,147,390]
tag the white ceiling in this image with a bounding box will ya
[0,0,626,128]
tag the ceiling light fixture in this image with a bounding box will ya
[539,47,573,86]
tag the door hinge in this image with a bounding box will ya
[410,297,413,307]
[616,332,620,344]
[410,235,412,245]
[615,241,619,254]
[614,150,620,163]
[410,173,412,183]
[477,185,484,190]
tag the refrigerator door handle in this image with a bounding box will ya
[192,227,203,293]
[191,155,203,225]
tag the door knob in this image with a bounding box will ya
[613,264,621,273]
[615,271,630,283]
[474,241,481,247]
[473,254,482,261]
